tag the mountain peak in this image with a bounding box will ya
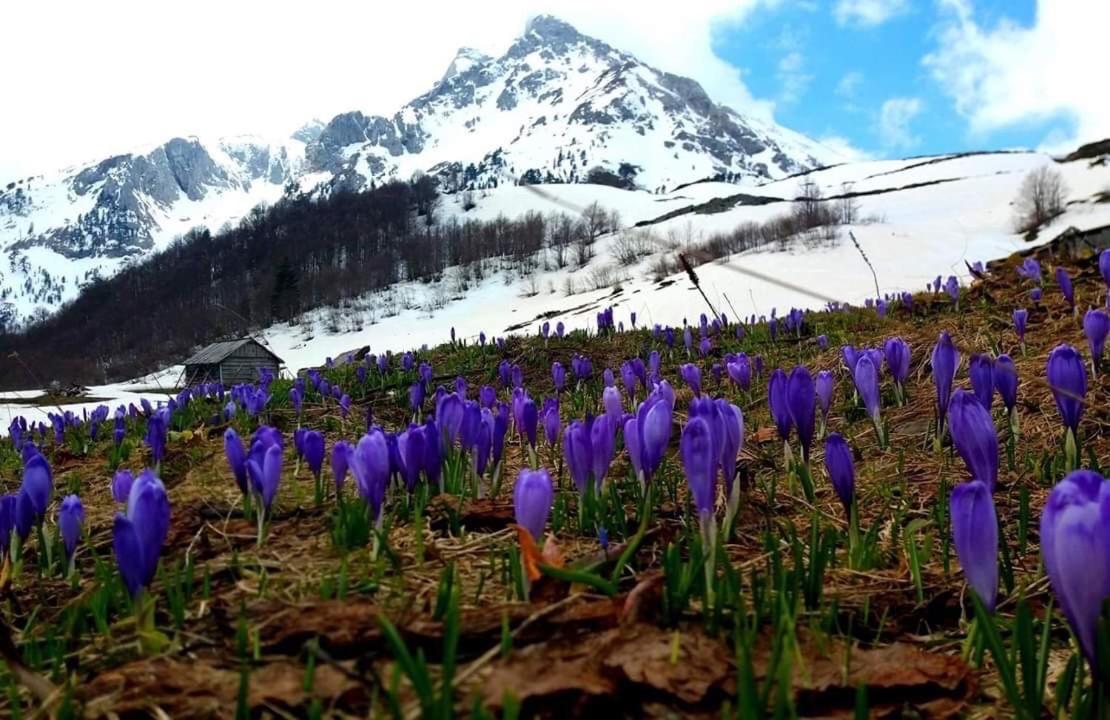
[440,46,492,83]
[523,14,580,40]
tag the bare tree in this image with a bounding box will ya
[1014,167,1067,233]
[837,182,860,225]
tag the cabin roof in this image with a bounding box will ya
[182,338,282,366]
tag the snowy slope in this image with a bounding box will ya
[254,149,1110,371]
[0,15,839,326]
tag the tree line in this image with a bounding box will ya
[0,178,617,388]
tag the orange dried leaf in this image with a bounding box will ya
[515,525,543,582]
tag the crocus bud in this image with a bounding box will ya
[968,354,995,411]
[994,355,1018,413]
[563,420,592,495]
[1056,267,1074,309]
[247,442,283,512]
[1047,344,1087,434]
[112,469,135,504]
[1012,308,1028,343]
[786,366,816,462]
[58,495,84,562]
[931,331,959,428]
[21,454,52,517]
[680,363,702,397]
[1040,470,1110,665]
[349,430,390,522]
[513,469,553,541]
[1101,249,1110,288]
[552,362,566,392]
[768,369,793,442]
[816,371,834,419]
[1084,309,1110,368]
[883,338,911,387]
[602,386,623,421]
[224,429,248,495]
[590,415,617,488]
[113,470,170,598]
[331,440,350,492]
[303,430,325,479]
[853,355,881,424]
[681,416,716,518]
[823,433,854,515]
[947,389,999,490]
[951,479,998,611]
[522,399,538,449]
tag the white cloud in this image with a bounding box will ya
[924,0,1110,150]
[836,71,864,98]
[777,51,813,104]
[0,0,782,181]
[816,135,873,162]
[834,0,910,27]
[878,97,923,148]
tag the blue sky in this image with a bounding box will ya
[709,0,1095,159]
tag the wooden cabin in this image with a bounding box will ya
[182,338,282,386]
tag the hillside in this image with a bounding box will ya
[3,142,1107,392]
[0,230,1106,716]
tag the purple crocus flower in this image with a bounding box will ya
[552,362,566,392]
[603,368,615,387]
[590,414,617,488]
[768,369,793,442]
[247,440,283,512]
[58,495,84,563]
[1012,309,1028,343]
[397,426,427,490]
[621,362,637,398]
[816,335,828,350]
[717,399,743,506]
[602,386,623,422]
[331,440,350,492]
[823,433,854,516]
[112,470,170,598]
[968,354,995,411]
[932,331,960,431]
[479,385,496,408]
[683,326,693,353]
[631,386,674,484]
[726,354,752,390]
[513,469,553,541]
[994,355,1018,415]
[293,428,307,459]
[947,389,999,490]
[436,392,464,450]
[816,371,834,427]
[522,398,539,449]
[339,394,351,418]
[1040,470,1110,666]
[1056,267,1074,309]
[1047,344,1086,436]
[21,453,52,518]
[289,387,303,414]
[951,479,998,611]
[425,419,444,487]
[853,355,881,427]
[349,430,390,522]
[680,363,702,396]
[681,415,715,518]
[1084,309,1110,370]
[303,430,325,480]
[563,420,592,494]
[841,345,860,373]
[145,411,167,467]
[883,338,911,392]
[224,429,248,496]
[1031,287,1043,304]
[112,469,135,504]
[1017,257,1041,283]
[786,367,816,462]
[511,364,523,389]
[542,398,560,446]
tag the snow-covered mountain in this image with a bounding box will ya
[0,15,840,326]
